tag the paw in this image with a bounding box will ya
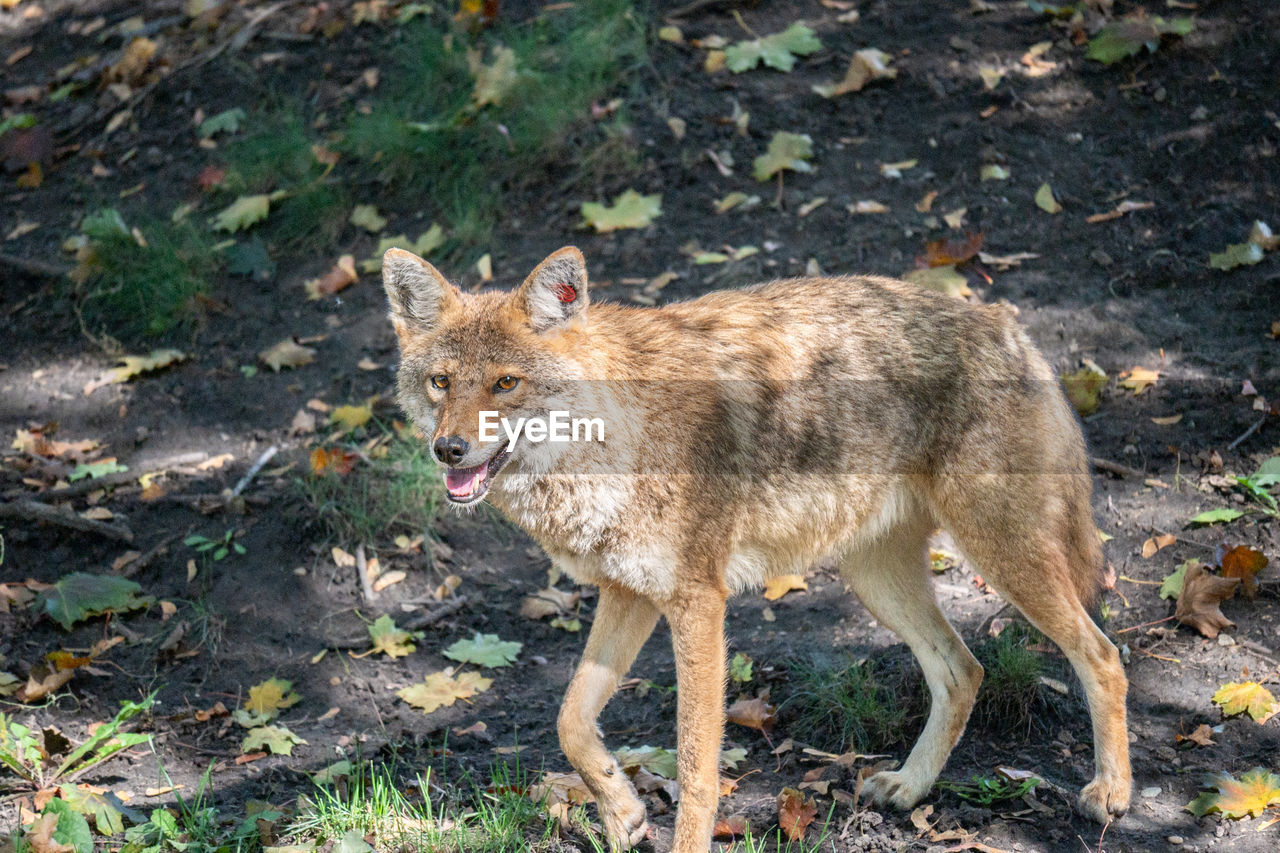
[1078,777,1130,823]
[599,795,648,852]
[862,768,932,811]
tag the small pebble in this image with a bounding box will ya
[1168,836,1184,846]
[1142,785,1162,798]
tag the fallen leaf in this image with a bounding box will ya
[919,233,984,268]
[1087,15,1194,65]
[1219,545,1268,598]
[1141,533,1176,558]
[943,207,967,229]
[349,204,386,233]
[531,771,594,806]
[398,670,492,714]
[359,226,445,273]
[1118,366,1159,394]
[904,265,971,299]
[614,745,678,779]
[242,724,306,756]
[977,251,1038,270]
[197,108,245,139]
[1160,559,1195,600]
[813,48,896,97]
[726,23,821,73]
[1034,182,1062,214]
[1174,563,1239,638]
[443,633,521,668]
[1188,507,1244,526]
[980,164,1010,181]
[329,404,372,432]
[469,45,519,108]
[244,678,300,717]
[34,574,151,631]
[848,200,889,214]
[304,255,358,300]
[1212,682,1279,723]
[367,614,416,658]
[1175,723,1214,747]
[259,339,316,372]
[1187,768,1280,819]
[1086,199,1154,223]
[727,695,776,732]
[713,814,748,839]
[915,190,938,212]
[83,349,186,394]
[213,193,280,233]
[762,574,807,601]
[1248,220,1279,251]
[776,787,818,841]
[580,190,662,233]
[1152,414,1182,425]
[753,132,813,182]
[1210,242,1264,271]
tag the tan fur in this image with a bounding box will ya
[383,247,1131,852]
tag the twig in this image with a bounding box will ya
[356,544,377,604]
[117,535,177,578]
[0,253,70,279]
[1152,528,1215,551]
[1091,457,1145,479]
[2,451,210,500]
[0,499,133,542]
[324,596,468,649]
[1228,414,1268,451]
[231,446,278,497]
[1116,614,1175,634]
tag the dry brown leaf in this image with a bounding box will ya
[1174,563,1239,638]
[1141,533,1176,558]
[713,814,749,839]
[1220,545,1268,599]
[727,695,776,732]
[305,255,358,300]
[1086,199,1154,223]
[1176,723,1214,747]
[776,787,818,841]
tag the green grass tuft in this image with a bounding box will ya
[970,623,1062,734]
[295,424,443,546]
[778,655,917,754]
[74,209,218,341]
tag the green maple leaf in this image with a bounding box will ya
[1160,559,1194,600]
[368,614,416,658]
[359,225,445,273]
[726,23,821,73]
[1209,242,1264,271]
[614,745,678,779]
[349,205,387,233]
[580,190,663,233]
[753,132,813,182]
[1086,16,1194,64]
[35,573,151,630]
[242,724,306,756]
[1188,507,1244,526]
[68,459,128,481]
[1212,682,1279,723]
[198,108,246,139]
[442,633,522,668]
[244,678,300,717]
[58,783,137,836]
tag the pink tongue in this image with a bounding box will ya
[445,464,485,498]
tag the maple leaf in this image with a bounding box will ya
[614,745,678,779]
[776,787,818,841]
[367,614,416,658]
[244,678,300,717]
[1187,768,1280,819]
[753,132,813,182]
[1189,507,1244,526]
[469,45,519,108]
[580,190,663,233]
[762,574,807,601]
[1174,563,1239,638]
[349,205,386,233]
[359,226,445,273]
[329,404,372,432]
[1087,15,1194,65]
[443,633,522,668]
[813,48,896,97]
[530,771,595,806]
[713,814,749,839]
[213,193,283,233]
[1176,723,1215,747]
[1061,361,1107,416]
[1212,682,1279,724]
[918,233,985,268]
[1117,366,1159,394]
[397,670,492,714]
[259,339,316,372]
[1160,559,1195,600]
[83,349,186,394]
[1219,545,1268,598]
[727,695,776,732]
[35,573,151,631]
[726,23,822,73]
[242,724,306,756]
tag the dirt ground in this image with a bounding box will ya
[2,0,1279,851]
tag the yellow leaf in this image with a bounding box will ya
[812,48,896,98]
[1118,366,1160,395]
[903,265,971,299]
[244,678,300,716]
[329,404,372,432]
[213,194,274,232]
[1035,182,1062,214]
[259,339,316,372]
[1188,768,1280,819]
[1212,682,1279,723]
[84,349,186,394]
[1061,360,1107,415]
[580,190,663,233]
[397,670,492,714]
[469,45,519,109]
[763,574,807,601]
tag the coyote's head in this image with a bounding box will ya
[381,246,591,508]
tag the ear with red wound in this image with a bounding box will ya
[382,248,461,338]
[516,246,589,333]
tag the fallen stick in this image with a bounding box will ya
[356,544,377,604]
[324,596,468,649]
[117,535,178,578]
[1091,457,1146,479]
[2,451,210,500]
[0,499,133,542]
[231,446,278,497]
[0,252,70,279]
[1228,414,1268,451]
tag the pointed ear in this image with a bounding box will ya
[515,246,589,333]
[382,248,460,337]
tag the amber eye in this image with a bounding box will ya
[430,374,449,390]
[494,375,519,392]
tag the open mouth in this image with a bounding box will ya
[442,444,512,506]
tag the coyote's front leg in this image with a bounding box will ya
[557,584,659,851]
[665,585,727,853]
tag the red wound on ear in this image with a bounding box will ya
[551,282,577,303]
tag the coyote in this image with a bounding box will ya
[382,246,1130,852]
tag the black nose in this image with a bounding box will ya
[433,435,469,465]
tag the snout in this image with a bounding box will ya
[433,435,469,465]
